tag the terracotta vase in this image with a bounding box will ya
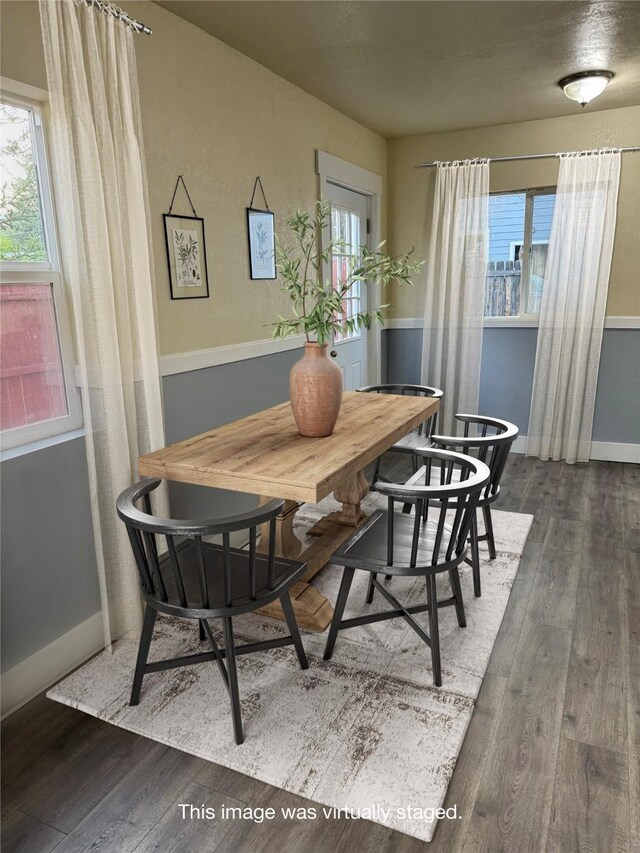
[289,342,343,437]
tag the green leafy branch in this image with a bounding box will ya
[272,200,422,345]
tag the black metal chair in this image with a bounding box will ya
[404,415,519,598]
[116,479,309,745]
[357,384,443,487]
[323,449,490,687]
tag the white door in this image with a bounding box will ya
[325,183,368,391]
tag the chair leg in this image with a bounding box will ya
[449,568,467,628]
[483,505,497,560]
[280,592,308,670]
[199,620,206,641]
[426,574,442,687]
[323,566,355,661]
[130,605,156,706]
[366,572,377,604]
[470,513,481,598]
[222,618,244,745]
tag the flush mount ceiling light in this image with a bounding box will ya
[558,70,614,107]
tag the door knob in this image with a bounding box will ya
[330,350,338,358]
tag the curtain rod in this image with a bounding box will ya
[79,0,152,35]
[415,147,640,168]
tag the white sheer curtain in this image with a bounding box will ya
[421,160,489,436]
[526,150,621,463]
[40,0,167,646]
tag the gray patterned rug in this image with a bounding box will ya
[48,493,532,842]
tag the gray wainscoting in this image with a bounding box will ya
[385,327,640,443]
[592,330,640,444]
[478,329,538,435]
[1,436,101,672]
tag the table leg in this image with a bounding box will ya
[298,464,369,580]
[258,498,302,559]
[330,468,369,526]
[256,497,333,632]
[307,467,369,533]
[255,469,369,632]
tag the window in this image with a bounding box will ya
[485,188,556,318]
[331,204,362,342]
[0,93,80,448]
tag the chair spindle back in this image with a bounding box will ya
[117,480,284,611]
[431,415,519,500]
[358,383,443,440]
[376,449,490,571]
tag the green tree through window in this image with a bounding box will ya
[0,104,48,263]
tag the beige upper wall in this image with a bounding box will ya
[1,0,387,355]
[3,2,637,335]
[388,106,640,318]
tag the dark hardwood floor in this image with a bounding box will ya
[2,456,638,852]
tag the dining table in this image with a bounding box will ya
[139,390,439,630]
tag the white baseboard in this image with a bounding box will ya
[1,612,104,718]
[511,435,639,463]
[510,436,527,454]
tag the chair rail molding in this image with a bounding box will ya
[385,316,640,330]
[160,333,306,377]
[384,315,640,329]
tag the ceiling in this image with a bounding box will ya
[156,1,640,139]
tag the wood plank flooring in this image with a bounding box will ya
[2,456,637,852]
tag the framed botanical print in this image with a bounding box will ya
[246,208,276,280]
[163,213,210,299]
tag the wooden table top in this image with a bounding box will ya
[139,391,438,504]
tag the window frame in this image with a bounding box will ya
[486,186,556,322]
[0,88,82,449]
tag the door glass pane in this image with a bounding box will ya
[0,283,68,431]
[0,103,48,263]
[331,205,362,342]
[485,192,525,317]
[527,193,555,314]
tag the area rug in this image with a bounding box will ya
[48,493,532,842]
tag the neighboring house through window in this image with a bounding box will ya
[485,188,556,318]
[0,90,81,449]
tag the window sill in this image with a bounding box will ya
[483,317,539,328]
[1,427,86,462]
